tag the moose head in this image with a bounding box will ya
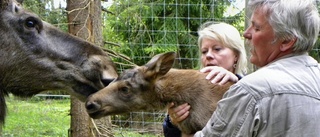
[0,0,118,125]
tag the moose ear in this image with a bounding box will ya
[144,52,176,78]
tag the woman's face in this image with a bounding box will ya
[200,37,238,73]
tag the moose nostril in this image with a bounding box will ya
[85,101,101,113]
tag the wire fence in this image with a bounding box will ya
[103,0,246,70]
[111,111,166,135]
[104,0,246,135]
[105,0,320,135]
[21,0,320,136]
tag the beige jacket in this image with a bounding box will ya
[194,54,320,137]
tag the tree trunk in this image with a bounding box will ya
[244,0,256,73]
[67,0,113,136]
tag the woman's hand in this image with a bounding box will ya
[167,102,191,126]
[200,66,239,85]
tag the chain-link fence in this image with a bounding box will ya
[103,0,246,70]
[105,0,246,135]
[104,0,320,135]
[20,0,320,136]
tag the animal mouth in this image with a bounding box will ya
[87,107,116,119]
[88,110,104,119]
[85,100,108,119]
[71,84,99,101]
[71,78,114,101]
[101,78,114,87]
[86,104,120,119]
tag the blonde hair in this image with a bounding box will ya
[197,22,247,76]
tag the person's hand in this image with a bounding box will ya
[167,102,191,126]
[200,66,239,85]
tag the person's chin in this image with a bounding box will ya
[249,56,258,65]
[250,58,263,68]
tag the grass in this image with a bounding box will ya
[1,96,160,137]
[114,131,161,137]
[2,96,71,137]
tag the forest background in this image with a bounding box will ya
[5,0,320,136]
[22,0,320,71]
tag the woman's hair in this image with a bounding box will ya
[197,22,247,76]
[247,0,320,54]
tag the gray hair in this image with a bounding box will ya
[198,22,247,76]
[247,0,320,53]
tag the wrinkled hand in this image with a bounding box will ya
[200,66,239,85]
[167,102,191,126]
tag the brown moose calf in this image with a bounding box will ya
[85,52,233,134]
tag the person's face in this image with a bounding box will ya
[243,8,284,67]
[200,37,238,73]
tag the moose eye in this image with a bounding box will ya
[25,18,37,28]
[119,86,133,98]
[24,17,43,33]
[120,87,129,94]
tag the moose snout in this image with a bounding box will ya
[85,100,101,114]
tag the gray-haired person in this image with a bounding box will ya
[184,0,320,136]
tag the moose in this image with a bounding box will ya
[85,52,233,134]
[0,0,118,126]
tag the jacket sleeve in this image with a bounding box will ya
[163,114,182,137]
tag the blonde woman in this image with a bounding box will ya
[163,22,247,137]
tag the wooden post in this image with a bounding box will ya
[67,0,113,136]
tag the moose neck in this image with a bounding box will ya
[153,69,212,108]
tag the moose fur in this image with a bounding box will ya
[0,0,118,126]
[85,52,233,134]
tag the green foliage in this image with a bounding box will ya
[22,0,68,31]
[309,38,320,61]
[103,0,245,69]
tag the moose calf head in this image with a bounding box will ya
[85,52,175,117]
[85,52,233,134]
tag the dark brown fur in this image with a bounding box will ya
[0,0,118,126]
[86,52,233,134]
